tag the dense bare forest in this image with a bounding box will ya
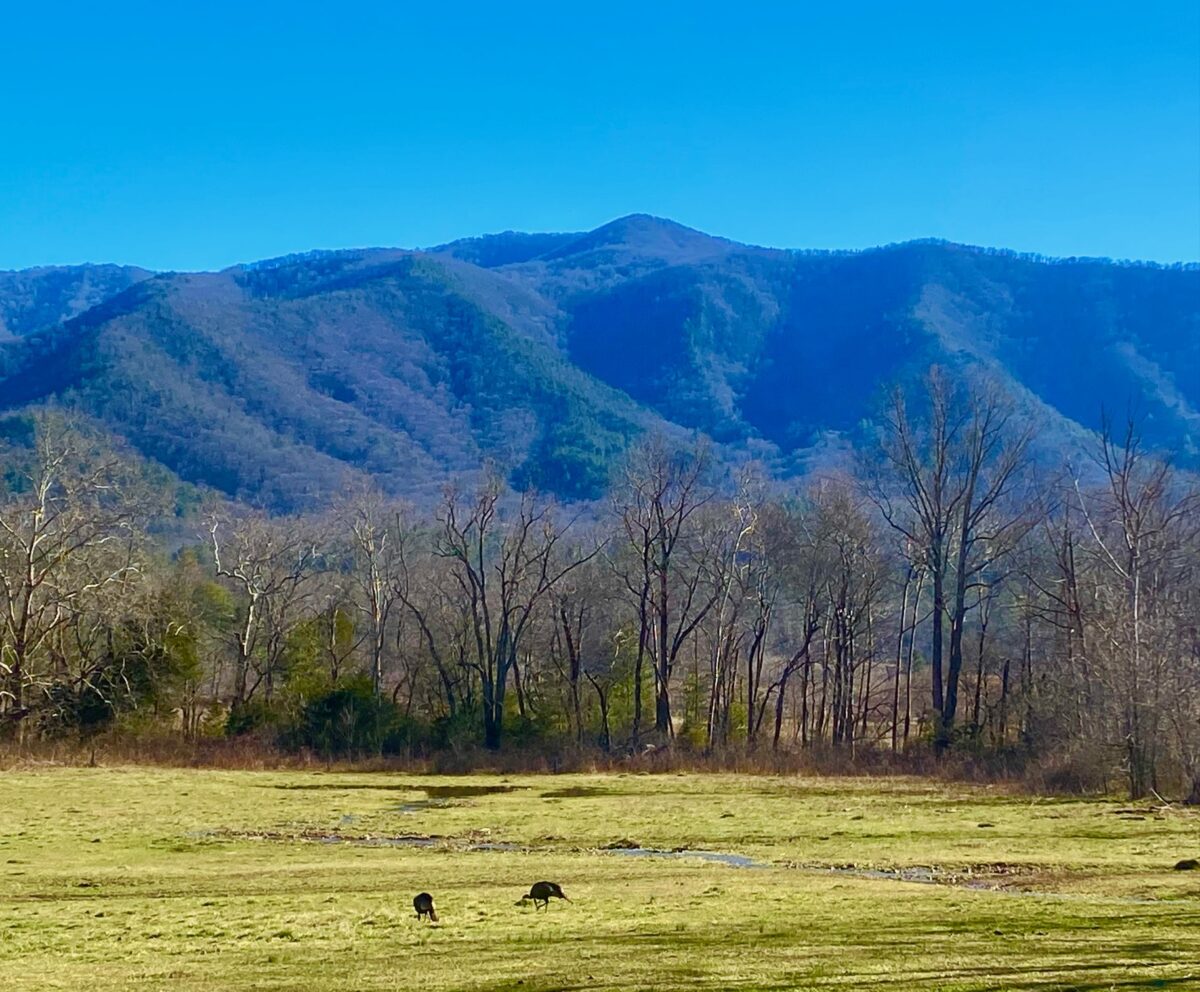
[1,369,1197,801]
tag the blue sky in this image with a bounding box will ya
[2,1,1197,270]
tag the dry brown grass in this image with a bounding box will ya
[0,729,1104,799]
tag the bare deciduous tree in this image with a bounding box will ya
[0,416,147,736]
[436,477,598,748]
[209,511,319,706]
[614,436,718,738]
[870,368,1033,749]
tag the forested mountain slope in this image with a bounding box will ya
[1,217,1195,509]
[0,263,151,341]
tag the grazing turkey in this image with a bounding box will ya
[413,892,438,922]
[525,881,569,910]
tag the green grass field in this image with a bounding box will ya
[0,768,1196,991]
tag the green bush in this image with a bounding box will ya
[428,707,482,750]
[284,678,414,757]
[225,699,285,737]
[37,626,193,743]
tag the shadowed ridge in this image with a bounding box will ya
[431,231,584,268]
[0,275,177,406]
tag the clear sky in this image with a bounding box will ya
[2,1,1198,270]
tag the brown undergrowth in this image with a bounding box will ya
[0,730,1147,800]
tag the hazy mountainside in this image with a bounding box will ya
[0,264,152,341]
[0,216,1196,510]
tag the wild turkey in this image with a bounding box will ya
[413,892,438,922]
[525,881,569,910]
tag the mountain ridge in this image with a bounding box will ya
[1,216,1196,510]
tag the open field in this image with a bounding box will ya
[0,768,1196,991]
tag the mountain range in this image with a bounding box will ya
[1,215,1196,510]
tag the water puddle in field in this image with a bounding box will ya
[602,847,768,869]
[599,846,993,883]
[394,799,451,814]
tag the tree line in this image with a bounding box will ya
[1,369,1196,799]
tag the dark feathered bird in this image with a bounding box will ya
[413,892,438,922]
[525,881,569,910]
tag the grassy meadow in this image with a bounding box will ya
[0,767,1196,991]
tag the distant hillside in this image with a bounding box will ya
[1,217,1196,509]
[0,264,151,340]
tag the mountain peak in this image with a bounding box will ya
[597,213,704,236]
[539,214,738,265]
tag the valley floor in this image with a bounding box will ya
[0,769,1196,991]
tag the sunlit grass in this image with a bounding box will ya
[0,768,1196,990]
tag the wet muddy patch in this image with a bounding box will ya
[600,846,1062,893]
[266,781,524,813]
[783,861,1039,890]
[421,785,522,799]
[541,786,607,799]
[267,783,417,792]
[395,784,524,813]
[783,860,1158,902]
[267,783,522,799]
